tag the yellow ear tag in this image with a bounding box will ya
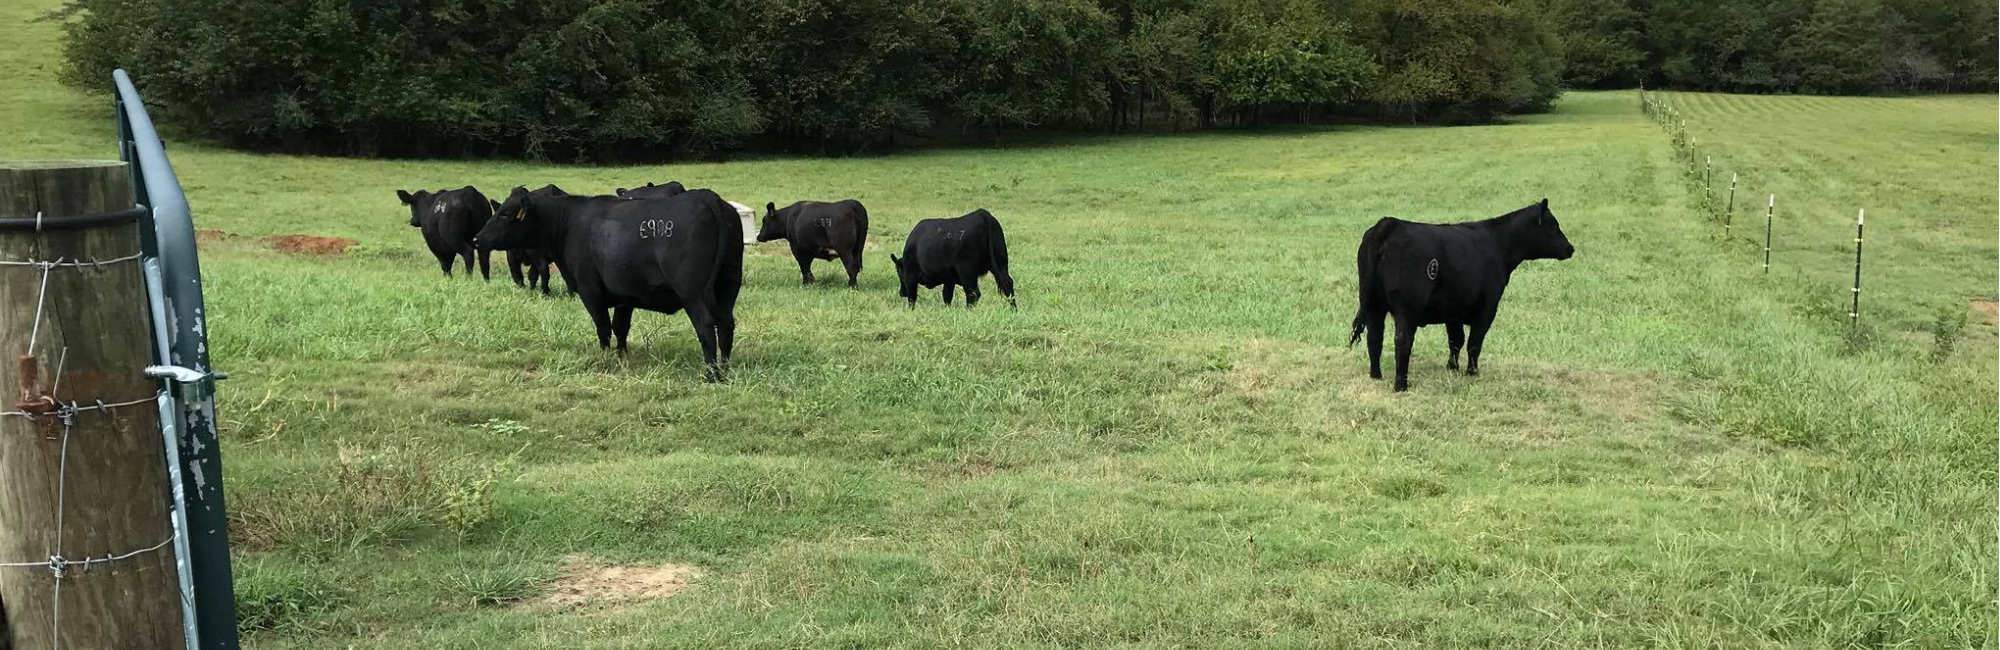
[515,210,527,220]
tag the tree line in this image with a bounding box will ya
[55,0,1990,160]
[1556,0,1997,94]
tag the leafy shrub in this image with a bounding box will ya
[1929,303,1969,362]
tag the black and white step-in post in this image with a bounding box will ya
[1724,173,1737,238]
[1763,194,1775,273]
[1850,209,1865,325]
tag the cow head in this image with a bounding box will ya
[1522,198,1575,261]
[755,202,787,243]
[473,186,536,251]
[889,254,917,306]
[396,189,431,227]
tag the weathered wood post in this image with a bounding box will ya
[0,161,185,648]
[1850,209,1864,325]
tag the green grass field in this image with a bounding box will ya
[5,2,1997,647]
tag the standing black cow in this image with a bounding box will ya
[1348,199,1575,392]
[616,181,686,200]
[889,209,1016,309]
[487,184,569,294]
[757,200,869,287]
[398,186,491,279]
[474,187,744,382]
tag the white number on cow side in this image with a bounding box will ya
[433,201,447,214]
[818,217,833,229]
[1426,258,1439,280]
[638,219,675,239]
[943,230,966,241]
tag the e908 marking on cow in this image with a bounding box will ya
[639,219,675,239]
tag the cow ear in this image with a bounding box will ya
[489,200,501,212]
[889,254,901,267]
[765,202,777,215]
[397,190,415,205]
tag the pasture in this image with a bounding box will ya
[4,1,1996,647]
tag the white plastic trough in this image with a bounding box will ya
[726,200,758,244]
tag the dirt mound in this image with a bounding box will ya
[531,556,700,610]
[1975,300,1997,325]
[263,234,358,256]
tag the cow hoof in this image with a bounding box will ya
[1447,361,1458,370]
[1393,383,1409,392]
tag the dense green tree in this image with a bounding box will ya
[61,0,1981,159]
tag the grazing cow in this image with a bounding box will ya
[616,181,686,200]
[1347,199,1575,392]
[757,200,869,287]
[487,184,570,294]
[889,209,1016,309]
[474,187,743,382]
[397,186,492,279]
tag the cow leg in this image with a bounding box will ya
[465,247,486,281]
[1391,314,1417,392]
[714,310,735,375]
[792,248,816,285]
[584,302,614,350]
[1446,323,1465,370]
[612,305,635,353]
[1365,311,1386,380]
[839,249,862,288]
[1466,315,1494,377]
[436,253,455,278]
[683,304,723,383]
[961,275,982,309]
[507,253,526,287]
[942,284,955,305]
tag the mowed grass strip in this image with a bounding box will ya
[5,1,1996,646]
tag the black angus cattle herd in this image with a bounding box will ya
[398,181,1571,391]
[398,180,1016,383]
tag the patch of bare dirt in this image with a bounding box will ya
[195,229,241,242]
[531,556,701,610]
[263,234,358,256]
[1974,300,1997,325]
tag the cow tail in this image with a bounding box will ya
[983,209,1010,277]
[852,201,870,262]
[1349,217,1397,348]
[706,193,740,307]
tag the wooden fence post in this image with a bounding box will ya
[0,161,185,649]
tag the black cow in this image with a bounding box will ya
[486,184,569,294]
[397,186,492,279]
[757,200,869,287]
[616,181,686,200]
[889,209,1016,309]
[474,187,743,382]
[1348,199,1575,392]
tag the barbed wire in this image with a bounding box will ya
[5,236,172,650]
[0,253,146,268]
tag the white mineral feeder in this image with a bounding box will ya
[726,200,757,244]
